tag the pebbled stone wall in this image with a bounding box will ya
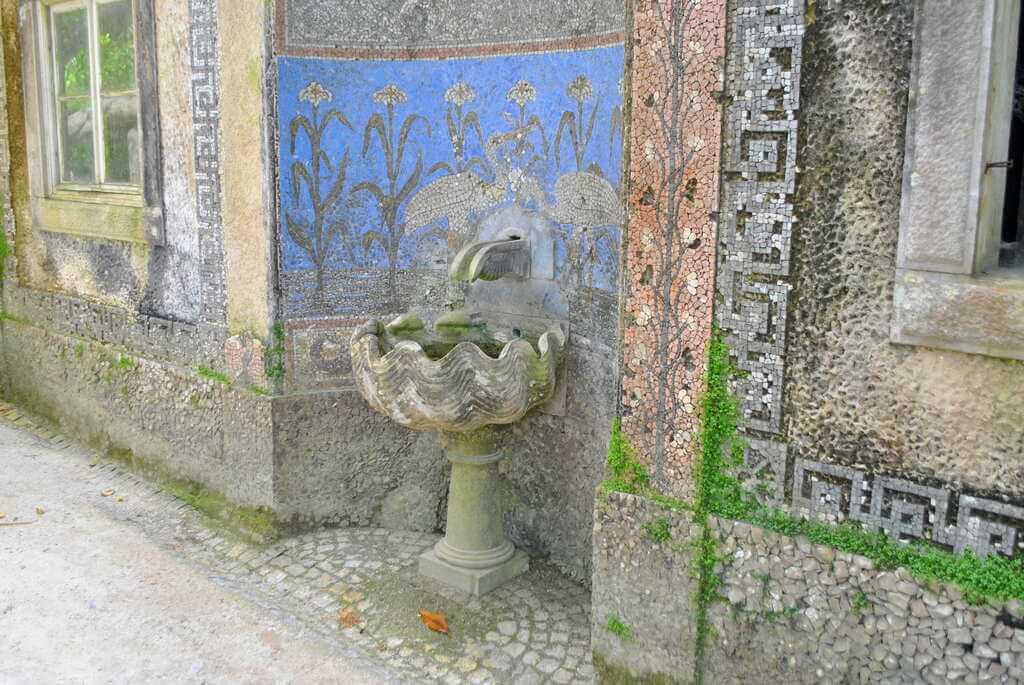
[705,517,1024,684]
[786,0,1024,497]
[590,491,699,683]
[592,491,1024,684]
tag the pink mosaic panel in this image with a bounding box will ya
[620,0,725,499]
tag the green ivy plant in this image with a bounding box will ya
[602,327,1024,684]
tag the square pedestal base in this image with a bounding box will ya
[418,548,529,596]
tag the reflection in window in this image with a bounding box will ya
[48,0,139,188]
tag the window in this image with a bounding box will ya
[22,0,163,244]
[1000,4,1024,270]
[45,0,140,189]
[891,0,1024,362]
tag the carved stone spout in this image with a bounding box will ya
[449,237,532,282]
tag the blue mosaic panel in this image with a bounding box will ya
[277,48,624,319]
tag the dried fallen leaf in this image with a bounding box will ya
[35,507,45,516]
[419,609,450,635]
[0,512,5,519]
[117,497,125,503]
[338,608,361,628]
[101,490,114,497]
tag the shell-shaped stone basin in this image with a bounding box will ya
[350,311,565,433]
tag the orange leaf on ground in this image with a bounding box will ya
[338,609,361,628]
[419,609,449,634]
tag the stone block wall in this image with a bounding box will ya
[592,491,1024,684]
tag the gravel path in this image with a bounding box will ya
[0,418,391,684]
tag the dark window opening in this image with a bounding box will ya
[1000,5,1024,267]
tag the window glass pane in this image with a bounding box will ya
[97,0,135,93]
[53,8,90,97]
[60,98,95,183]
[102,95,139,184]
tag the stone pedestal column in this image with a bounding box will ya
[419,428,528,595]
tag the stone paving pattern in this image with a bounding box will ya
[0,402,594,684]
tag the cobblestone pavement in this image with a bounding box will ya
[0,403,594,684]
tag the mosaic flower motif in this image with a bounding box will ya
[298,81,332,107]
[567,75,593,103]
[373,84,408,105]
[506,80,537,107]
[444,81,476,107]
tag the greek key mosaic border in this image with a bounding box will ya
[791,459,1024,560]
[3,286,222,366]
[716,0,801,506]
[188,0,226,326]
[714,0,1024,561]
[715,0,802,447]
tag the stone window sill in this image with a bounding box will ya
[891,268,1024,361]
[31,194,160,244]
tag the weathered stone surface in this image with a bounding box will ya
[591,491,699,682]
[0,317,274,508]
[271,391,447,530]
[350,318,563,433]
[892,269,1024,361]
[896,0,1012,275]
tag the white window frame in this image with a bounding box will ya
[891,0,1024,361]
[20,0,164,245]
[39,0,142,193]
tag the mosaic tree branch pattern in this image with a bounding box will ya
[620,0,726,498]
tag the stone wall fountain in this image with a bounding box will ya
[350,209,568,595]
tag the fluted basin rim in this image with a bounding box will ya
[350,319,564,433]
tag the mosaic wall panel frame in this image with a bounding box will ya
[714,0,1024,562]
[274,0,625,59]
